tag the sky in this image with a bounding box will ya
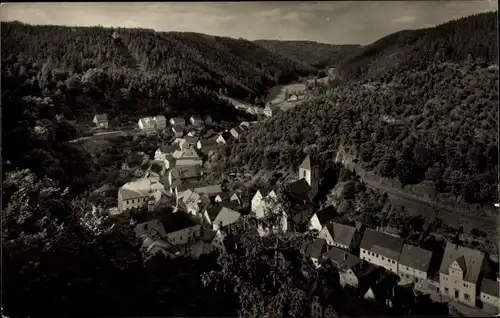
[1,1,497,45]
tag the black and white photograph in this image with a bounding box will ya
[1,1,499,317]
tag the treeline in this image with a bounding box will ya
[338,11,498,81]
[212,25,498,205]
[254,39,362,68]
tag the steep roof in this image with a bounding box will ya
[213,206,241,228]
[219,131,233,141]
[300,155,317,169]
[304,238,327,259]
[257,187,274,197]
[315,205,338,226]
[119,178,164,200]
[206,205,223,222]
[287,178,311,195]
[480,278,499,297]
[398,244,433,273]
[190,115,202,120]
[170,166,202,180]
[154,115,166,122]
[94,114,107,121]
[162,212,198,234]
[179,147,200,159]
[321,246,361,269]
[439,242,485,284]
[360,228,404,260]
[158,145,177,154]
[172,125,184,133]
[135,219,167,238]
[170,117,185,123]
[198,139,219,148]
[326,222,357,247]
[194,184,223,197]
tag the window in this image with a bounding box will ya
[444,287,449,293]
[464,283,467,287]
[464,294,470,300]
[415,278,419,283]
[381,256,385,260]
[362,250,365,254]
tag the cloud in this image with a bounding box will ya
[392,15,417,24]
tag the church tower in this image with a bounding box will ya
[298,155,320,200]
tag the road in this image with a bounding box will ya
[360,172,497,233]
[69,129,136,143]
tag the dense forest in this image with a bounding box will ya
[211,12,499,205]
[255,39,361,68]
[337,11,498,81]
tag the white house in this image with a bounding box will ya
[117,178,165,215]
[154,115,167,130]
[229,126,246,140]
[480,278,499,314]
[138,117,156,131]
[154,145,178,161]
[93,114,108,128]
[189,115,203,126]
[288,94,298,101]
[359,228,404,274]
[438,242,486,308]
[216,131,233,145]
[251,188,277,218]
[398,244,434,291]
[169,117,186,127]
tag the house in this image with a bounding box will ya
[398,244,434,291]
[287,178,312,202]
[174,136,198,150]
[240,121,250,128]
[138,115,166,131]
[212,206,241,231]
[196,139,219,156]
[180,189,211,219]
[288,202,314,227]
[204,115,213,125]
[146,160,168,177]
[93,114,108,128]
[304,238,327,267]
[229,126,246,140]
[154,115,167,130]
[318,222,360,251]
[203,205,222,225]
[438,242,486,308]
[229,193,242,205]
[135,219,167,239]
[214,192,241,205]
[161,166,203,197]
[288,94,298,101]
[193,184,223,198]
[251,188,277,218]
[216,131,233,144]
[117,178,165,215]
[360,228,404,274]
[264,104,274,117]
[321,247,363,288]
[154,145,178,161]
[162,212,201,245]
[480,278,499,314]
[189,115,203,126]
[309,205,339,232]
[138,117,156,131]
[191,228,226,257]
[175,147,203,167]
[169,117,186,127]
[172,125,184,137]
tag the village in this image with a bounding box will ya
[88,85,498,317]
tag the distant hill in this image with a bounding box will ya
[254,39,362,68]
[338,11,498,81]
[213,12,499,206]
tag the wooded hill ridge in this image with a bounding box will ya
[211,11,499,206]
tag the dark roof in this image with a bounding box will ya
[216,192,231,201]
[315,205,338,226]
[257,187,274,197]
[326,222,357,247]
[213,206,241,228]
[481,278,500,297]
[398,244,433,273]
[202,229,217,243]
[172,125,184,132]
[184,136,199,144]
[177,180,209,193]
[207,205,223,221]
[439,242,485,284]
[360,228,404,260]
[321,246,361,269]
[135,219,167,238]
[171,166,202,180]
[304,238,327,259]
[287,178,311,195]
[162,213,198,234]
[198,139,219,149]
[159,145,177,153]
[220,131,233,141]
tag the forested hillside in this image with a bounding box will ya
[212,12,499,206]
[1,21,318,194]
[254,39,361,68]
[337,11,498,81]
